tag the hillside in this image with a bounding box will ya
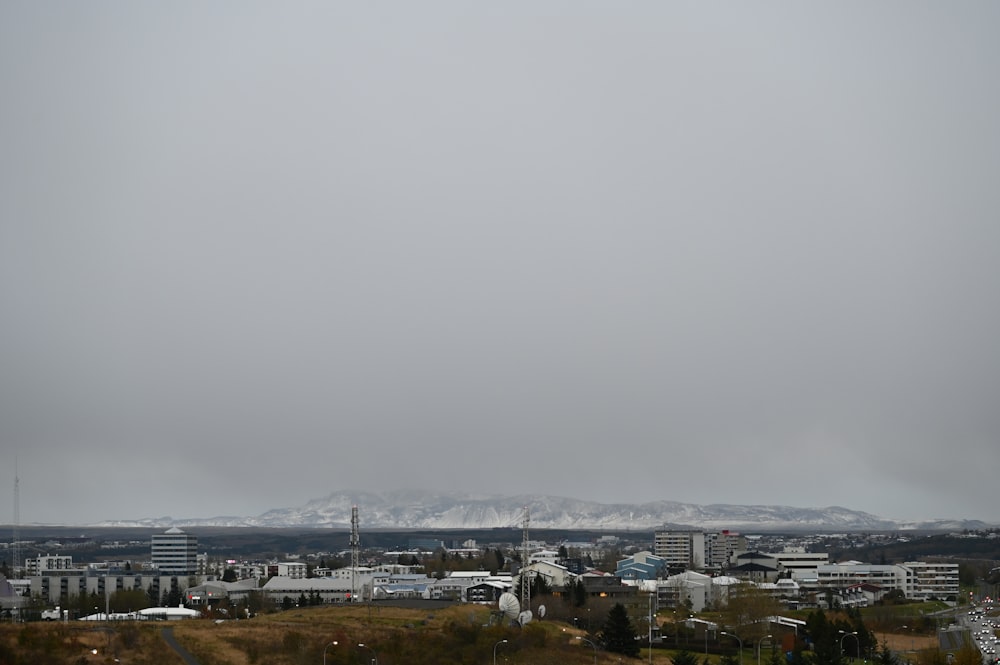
[0,604,637,665]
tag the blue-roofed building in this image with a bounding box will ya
[616,551,666,582]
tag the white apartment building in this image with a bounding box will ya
[705,531,745,570]
[653,529,745,571]
[905,561,960,600]
[803,561,959,600]
[808,561,908,592]
[30,573,192,605]
[26,555,75,576]
[654,530,707,570]
[272,562,308,579]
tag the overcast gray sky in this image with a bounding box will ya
[2,2,999,526]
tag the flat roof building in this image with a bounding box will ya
[151,528,198,575]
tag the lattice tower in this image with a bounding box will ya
[12,462,20,580]
[520,506,530,608]
[350,504,360,602]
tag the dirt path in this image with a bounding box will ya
[162,627,201,665]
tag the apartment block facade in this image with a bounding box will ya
[653,528,745,572]
[25,555,74,576]
[654,529,706,570]
[804,561,959,601]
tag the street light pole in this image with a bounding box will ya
[901,626,914,652]
[721,631,744,665]
[757,634,773,665]
[494,639,508,665]
[323,641,338,665]
[577,635,598,665]
[358,642,377,665]
[648,592,655,665]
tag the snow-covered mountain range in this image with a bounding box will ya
[97,490,991,531]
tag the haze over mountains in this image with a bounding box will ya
[93,490,993,532]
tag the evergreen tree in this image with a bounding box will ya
[601,602,641,657]
[873,641,899,665]
[672,651,701,665]
[805,609,842,665]
[531,573,551,597]
[767,645,785,665]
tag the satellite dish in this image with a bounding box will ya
[498,593,520,620]
[538,604,546,619]
[518,610,533,626]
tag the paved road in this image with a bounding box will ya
[162,627,201,665]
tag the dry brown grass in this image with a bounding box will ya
[0,621,185,665]
[877,632,940,653]
[0,606,948,665]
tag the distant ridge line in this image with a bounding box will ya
[86,490,994,532]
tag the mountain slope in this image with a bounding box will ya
[95,490,991,531]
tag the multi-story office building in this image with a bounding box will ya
[151,528,199,575]
[770,547,829,575]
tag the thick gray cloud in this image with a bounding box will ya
[2,2,998,525]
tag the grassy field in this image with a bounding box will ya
[0,604,955,665]
[0,605,633,665]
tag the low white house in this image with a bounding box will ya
[518,560,575,590]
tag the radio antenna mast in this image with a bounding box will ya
[520,505,530,609]
[350,505,360,602]
[12,459,20,580]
